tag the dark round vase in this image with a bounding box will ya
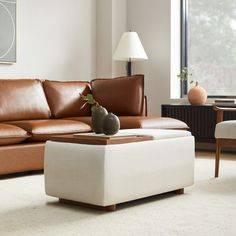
[91,106,108,134]
[103,113,120,135]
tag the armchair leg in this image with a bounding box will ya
[215,139,221,178]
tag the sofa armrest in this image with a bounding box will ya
[142,96,148,116]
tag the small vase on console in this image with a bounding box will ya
[187,81,207,105]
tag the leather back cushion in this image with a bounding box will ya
[43,80,91,118]
[0,79,51,122]
[91,75,144,116]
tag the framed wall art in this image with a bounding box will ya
[0,0,16,64]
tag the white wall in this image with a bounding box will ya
[0,0,96,81]
[96,0,112,78]
[112,0,127,77]
[96,0,127,78]
[127,0,172,116]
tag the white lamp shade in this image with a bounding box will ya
[113,32,148,61]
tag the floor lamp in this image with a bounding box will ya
[113,31,148,76]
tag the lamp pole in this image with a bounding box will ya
[127,59,132,76]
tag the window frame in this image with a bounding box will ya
[180,0,236,99]
[180,0,188,97]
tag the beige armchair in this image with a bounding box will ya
[214,106,236,177]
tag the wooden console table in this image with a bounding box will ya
[162,104,236,143]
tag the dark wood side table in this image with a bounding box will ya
[162,104,236,143]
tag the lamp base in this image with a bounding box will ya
[127,61,132,76]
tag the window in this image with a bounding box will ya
[182,0,236,97]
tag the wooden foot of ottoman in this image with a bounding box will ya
[174,188,184,194]
[59,198,116,211]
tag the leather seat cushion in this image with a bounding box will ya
[6,120,92,141]
[66,116,92,126]
[91,75,144,116]
[215,120,236,139]
[119,116,188,129]
[67,116,188,130]
[118,117,189,129]
[43,80,91,118]
[0,79,51,121]
[119,116,189,129]
[0,124,30,145]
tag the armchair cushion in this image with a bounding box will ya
[215,120,236,139]
[91,75,144,116]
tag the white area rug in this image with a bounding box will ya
[0,152,236,236]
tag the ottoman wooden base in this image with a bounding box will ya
[59,188,185,211]
[59,198,116,211]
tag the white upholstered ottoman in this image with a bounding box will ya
[44,129,194,210]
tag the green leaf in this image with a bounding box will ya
[86,94,94,100]
[87,100,96,105]
[177,67,194,83]
[79,93,99,109]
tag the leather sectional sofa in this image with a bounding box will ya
[0,74,188,175]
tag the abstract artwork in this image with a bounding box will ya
[0,0,16,63]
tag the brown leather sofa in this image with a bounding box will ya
[0,75,188,175]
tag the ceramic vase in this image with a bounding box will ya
[188,81,207,105]
[91,105,108,134]
[103,113,120,135]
